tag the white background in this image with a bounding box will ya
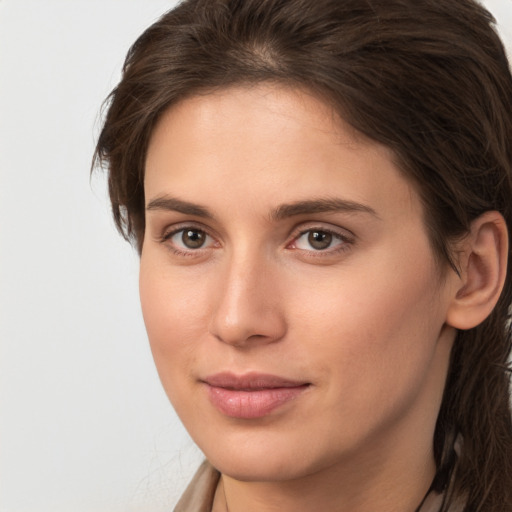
[1,1,511,511]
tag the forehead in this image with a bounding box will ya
[147,85,370,167]
[144,84,420,222]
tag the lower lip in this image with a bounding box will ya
[205,384,309,419]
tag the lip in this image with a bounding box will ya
[202,372,310,419]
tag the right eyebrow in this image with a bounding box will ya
[146,195,214,219]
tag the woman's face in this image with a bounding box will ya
[140,85,457,482]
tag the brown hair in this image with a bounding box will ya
[93,0,512,509]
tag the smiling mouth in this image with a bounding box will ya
[202,372,311,419]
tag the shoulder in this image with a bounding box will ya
[174,460,220,512]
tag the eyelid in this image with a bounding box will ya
[288,222,355,243]
[286,223,355,254]
[159,222,221,256]
[160,221,217,241]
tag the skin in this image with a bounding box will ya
[140,85,461,512]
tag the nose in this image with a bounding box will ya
[208,253,287,348]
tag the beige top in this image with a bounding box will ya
[173,461,463,512]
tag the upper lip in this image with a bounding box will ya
[202,372,310,390]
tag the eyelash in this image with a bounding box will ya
[159,224,354,258]
[288,227,353,256]
[161,224,216,257]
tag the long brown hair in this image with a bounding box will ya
[93,0,512,509]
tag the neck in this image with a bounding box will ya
[214,434,436,512]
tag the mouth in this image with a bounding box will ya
[201,372,311,419]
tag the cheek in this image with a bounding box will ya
[138,258,210,382]
[290,245,445,404]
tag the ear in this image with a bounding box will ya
[446,211,509,330]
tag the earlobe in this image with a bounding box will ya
[446,211,509,330]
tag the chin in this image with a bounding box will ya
[209,453,312,483]
[196,426,344,483]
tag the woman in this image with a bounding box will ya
[94,0,512,510]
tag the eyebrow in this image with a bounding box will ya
[146,196,214,218]
[146,195,378,221]
[269,198,379,221]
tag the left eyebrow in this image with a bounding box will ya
[269,198,379,221]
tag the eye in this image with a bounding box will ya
[292,229,347,251]
[165,228,214,251]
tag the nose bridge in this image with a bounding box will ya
[209,244,285,346]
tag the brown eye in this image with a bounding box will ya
[164,227,216,255]
[181,229,207,249]
[307,230,333,250]
[292,228,348,253]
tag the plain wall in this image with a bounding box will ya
[1,1,511,511]
[0,2,202,512]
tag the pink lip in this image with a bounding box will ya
[202,372,310,419]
